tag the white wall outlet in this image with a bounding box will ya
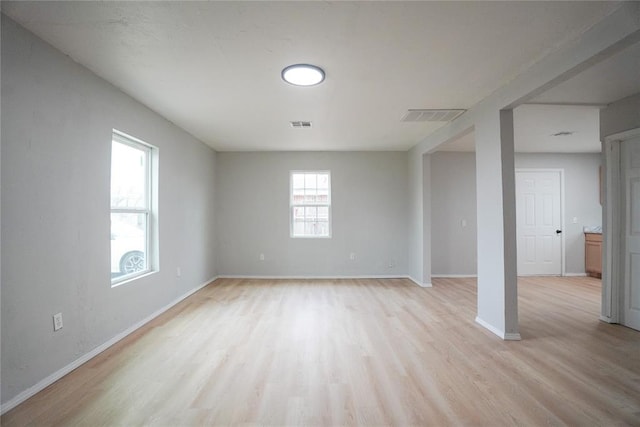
[53,313,63,331]
[176,267,181,277]
[461,219,467,228]
[259,253,265,261]
[349,252,356,261]
[572,217,578,224]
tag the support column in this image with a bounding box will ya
[423,154,432,287]
[474,109,520,340]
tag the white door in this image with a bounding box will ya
[515,170,563,275]
[622,137,640,331]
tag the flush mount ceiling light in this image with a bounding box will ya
[281,64,325,86]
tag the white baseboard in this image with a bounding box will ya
[564,273,588,277]
[475,316,521,341]
[218,274,409,280]
[406,275,432,287]
[599,315,615,323]
[219,274,433,288]
[431,274,477,278]
[0,275,218,415]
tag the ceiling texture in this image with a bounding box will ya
[2,1,637,152]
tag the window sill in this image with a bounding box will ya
[111,270,157,288]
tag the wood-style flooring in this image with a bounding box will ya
[3,276,640,426]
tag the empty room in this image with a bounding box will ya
[2,1,640,425]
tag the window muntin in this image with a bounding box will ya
[290,171,331,238]
[110,131,153,285]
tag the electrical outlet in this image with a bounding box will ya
[461,219,467,228]
[350,252,356,261]
[53,313,63,331]
[259,253,265,261]
[572,217,578,224]
[176,267,181,277]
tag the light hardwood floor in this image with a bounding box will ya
[3,277,639,426]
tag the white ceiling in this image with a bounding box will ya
[530,40,640,105]
[437,37,640,153]
[437,104,602,153]
[1,1,630,152]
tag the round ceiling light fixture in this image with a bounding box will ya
[281,64,325,87]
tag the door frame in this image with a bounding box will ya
[602,127,640,324]
[514,168,566,277]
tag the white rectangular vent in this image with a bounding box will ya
[290,121,312,128]
[401,109,465,122]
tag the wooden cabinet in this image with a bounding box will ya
[585,233,602,278]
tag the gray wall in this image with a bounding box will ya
[600,92,640,139]
[431,152,478,276]
[431,152,601,276]
[1,16,217,405]
[406,150,424,284]
[215,152,408,277]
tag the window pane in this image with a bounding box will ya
[293,220,305,235]
[318,206,329,219]
[305,206,317,220]
[292,173,305,189]
[111,212,147,279]
[304,174,317,189]
[318,173,329,189]
[290,170,331,238]
[111,141,148,209]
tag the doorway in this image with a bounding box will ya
[515,169,564,276]
[621,136,640,331]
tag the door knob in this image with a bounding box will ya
[556,229,562,234]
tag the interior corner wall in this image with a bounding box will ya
[1,15,217,406]
[430,152,601,276]
[600,92,640,139]
[215,152,408,277]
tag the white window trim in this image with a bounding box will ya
[111,130,156,286]
[290,170,332,239]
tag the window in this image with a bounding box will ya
[290,171,331,238]
[110,131,155,285]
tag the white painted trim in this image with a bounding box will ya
[504,333,523,341]
[564,273,588,277]
[475,316,505,339]
[218,274,433,288]
[0,276,218,415]
[515,168,565,276]
[602,140,620,321]
[475,316,522,341]
[219,274,411,280]
[406,276,422,286]
[603,128,640,144]
[431,274,477,278]
[599,315,615,323]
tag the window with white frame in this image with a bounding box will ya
[290,171,331,238]
[110,131,155,285]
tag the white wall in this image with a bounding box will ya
[215,152,407,277]
[1,15,217,406]
[431,151,602,276]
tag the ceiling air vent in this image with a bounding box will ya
[290,121,312,128]
[401,109,465,122]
